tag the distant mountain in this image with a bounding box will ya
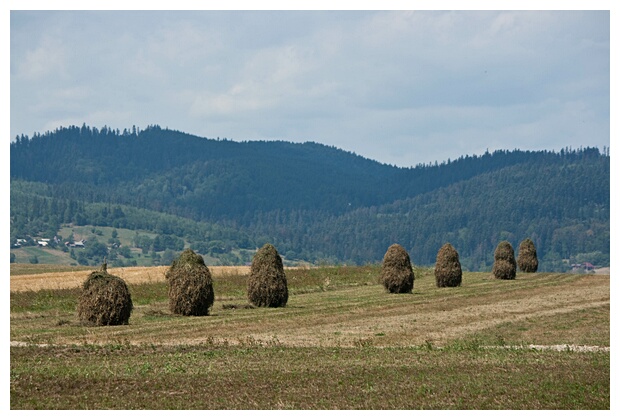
[10,124,610,270]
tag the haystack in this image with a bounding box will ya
[492,241,517,280]
[434,243,462,287]
[166,249,214,316]
[517,238,538,273]
[380,244,414,293]
[492,259,517,280]
[77,267,133,326]
[247,243,288,307]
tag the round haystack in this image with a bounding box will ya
[77,270,133,326]
[247,243,288,308]
[434,243,462,287]
[517,238,538,273]
[166,249,214,316]
[492,241,517,280]
[380,244,414,293]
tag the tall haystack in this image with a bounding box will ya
[247,243,288,308]
[434,243,462,287]
[517,238,538,273]
[166,249,214,316]
[492,240,517,280]
[77,266,133,326]
[380,244,414,293]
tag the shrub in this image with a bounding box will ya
[492,241,516,280]
[77,268,133,326]
[166,249,214,316]
[380,244,414,293]
[517,238,539,273]
[247,243,288,307]
[434,243,462,287]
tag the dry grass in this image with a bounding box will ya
[380,244,414,293]
[10,266,610,409]
[493,241,517,280]
[10,267,610,349]
[517,238,539,273]
[166,250,214,316]
[10,265,250,292]
[247,244,288,307]
[77,270,133,326]
[434,243,462,287]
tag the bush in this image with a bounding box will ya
[166,249,214,316]
[380,244,414,293]
[492,241,516,280]
[247,243,288,307]
[517,238,538,273]
[77,269,133,326]
[434,243,462,287]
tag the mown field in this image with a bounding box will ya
[10,265,610,409]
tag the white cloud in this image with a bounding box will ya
[13,35,67,81]
[9,9,611,167]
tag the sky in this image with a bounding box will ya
[7,3,613,168]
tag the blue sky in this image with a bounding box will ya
[7,3,612,167]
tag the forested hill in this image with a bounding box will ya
[10,124,610,271]
[10,124,567,218]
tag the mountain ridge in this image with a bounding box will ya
[10,124,610,270]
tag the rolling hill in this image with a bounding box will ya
[10,124,610,270]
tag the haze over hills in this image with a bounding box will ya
[10,124,610,271]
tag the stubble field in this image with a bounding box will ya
[10,264,610,409]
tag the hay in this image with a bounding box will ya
[492,259,517,280]
[247,243,288,308]
[517,238,539,273]
[434,243,462,287]
[166,249,214,316]
[77,270,133,326]
[380,244,414,293]
[492,241,517,280]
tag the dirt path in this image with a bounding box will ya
[8,340,609,352]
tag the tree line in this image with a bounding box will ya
[10,124,610,270]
